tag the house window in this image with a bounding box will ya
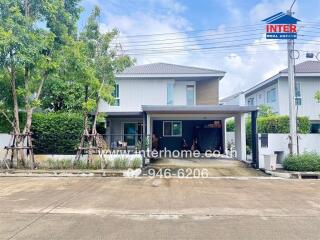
[112,84,120,106]
[167,82,174,105]
[295,82,302,106]
[163,121,182,137]
[267,88,276,103]
[311,123,320,133]
[186,85,195,105]
[247,97,255,106]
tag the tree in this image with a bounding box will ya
[258,104,275,117]
[74,6,134,163]
[0,0,81,166]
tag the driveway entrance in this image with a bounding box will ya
[147,158,267,177]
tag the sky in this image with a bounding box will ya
[79,0,320,98]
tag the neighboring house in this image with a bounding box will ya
[220,91,245,106]
[98,63,259,166]
[221,61,320,133]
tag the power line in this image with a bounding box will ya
[112,28,266,45]
[115,23,265,38]
[118,37,276,51]
[112,33,265,48]
[117,42,320,56]
[119,40,319,54]
[113,21,320,39]
[110,27,319,46]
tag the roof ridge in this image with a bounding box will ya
[123,62,225,73]
[156,62,225,73]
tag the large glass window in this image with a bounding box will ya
[267,88,276,103]
[163,121,182,137]
[112,84,120,106]
[186,85,195,105]
[295,82,302,106]
[167,82,174,105]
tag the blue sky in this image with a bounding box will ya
[80,0,320,97]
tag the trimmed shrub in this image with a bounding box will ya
[226,115,310,152]
[32,113,83,154]
[114,156,129,169]
[226,115,310,134]
[257,115,310,134]
[283,152,320,172]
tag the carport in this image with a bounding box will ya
[142,105,259,168]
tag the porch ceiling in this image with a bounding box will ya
[142,105,258,115]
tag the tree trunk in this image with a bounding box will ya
[9,63,21,167]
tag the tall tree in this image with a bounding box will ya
[74,6,134,163]
[0,0,81,166]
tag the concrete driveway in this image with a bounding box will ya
[0,177,320,240]
[148,158,267,177]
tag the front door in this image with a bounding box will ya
[123,123,137,146]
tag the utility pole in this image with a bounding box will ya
[287,0,297,155]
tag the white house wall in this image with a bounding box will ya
[258,133,320,169]
[245,83,279,113]
[99,79,196,112]
[278,76,320,121]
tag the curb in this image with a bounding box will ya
[0,170,124,177]
[265,170,320,179]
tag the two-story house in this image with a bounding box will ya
[99,63,259,166]
[221,61,320,133]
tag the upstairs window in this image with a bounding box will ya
[267,88,276,103]
[295,82,302,106]
[112,84,120,106]
[186,85,195,105]
[247,97,255,106]
[167,82,174,105]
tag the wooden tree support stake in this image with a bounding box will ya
[2,132,34,169]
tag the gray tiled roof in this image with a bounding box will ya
[220,91,243,102]
[119,62,225,75]
[280,61,320,73]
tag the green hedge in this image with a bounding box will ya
[32,113,84,154]
[283,152,320,171]
[226,115,310,151]
[226,115,310,134]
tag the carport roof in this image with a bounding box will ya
[142,105,258,114]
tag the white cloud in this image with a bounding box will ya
[249,0,299,23]
[86,0,319,99]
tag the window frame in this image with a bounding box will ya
[247,97,255,106]
[111,83,120,106]
[295,82,302,106]
[167,82,174,105]
[186,85,195,105]
[163,121,182,137]
[267,88,276,103]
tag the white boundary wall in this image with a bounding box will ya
[258,133,320,169]
[0,134,10,148]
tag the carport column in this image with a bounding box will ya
[222,119,227,154]
[251,110,259,169]
[146,113,152,152]
[235,113,246,161]
[142,112,147,167]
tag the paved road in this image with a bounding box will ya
[0,177,320,240]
